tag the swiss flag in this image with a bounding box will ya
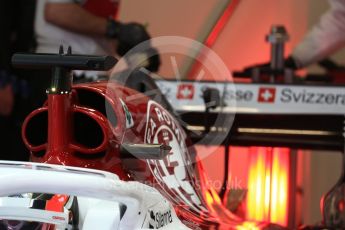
[176,84,194,100]
[258,87,276,103]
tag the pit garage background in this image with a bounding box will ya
[119,0,344,226]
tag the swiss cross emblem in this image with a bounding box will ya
[258,87,276,103]
[176,84,194,99]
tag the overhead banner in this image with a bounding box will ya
[155,80,345,115]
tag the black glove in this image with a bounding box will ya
[106,19,150,56]
[144,47,160,72]
[284,56,299,70]
[318,58,345,71]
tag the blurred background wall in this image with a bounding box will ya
[119,0,345,74]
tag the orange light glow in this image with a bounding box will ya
[235,221,260,230]
[205,190,214,206]
[246,147,289,226]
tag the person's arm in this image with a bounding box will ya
[44,3,107,36]
[0,85,13,116]
[292,0,345,68]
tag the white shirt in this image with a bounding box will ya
[292,0,345,67]
[35,0,114,55]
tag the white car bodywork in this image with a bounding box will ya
[0,161,190,230]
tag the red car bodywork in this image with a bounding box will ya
[22,81,274,229]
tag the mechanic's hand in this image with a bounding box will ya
[318,58,345,71]
[116,22,150,56]
[284,56,299,69]
[0,84,14,116]
[143,47,161,72]
[0,70,14,116]
[125,47,161,72]
[107,20,151,56]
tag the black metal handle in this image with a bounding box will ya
[120,143,171,160]
[12,53,117,71]
[11,46,118,94]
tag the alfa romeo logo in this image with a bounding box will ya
[105,36,236,221]
[144,100,207,214]
[107,36,236,161]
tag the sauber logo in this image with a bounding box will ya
[149,210,173,229]
[258,87,276,103]
[144,100,207,214]
[176,84,194,99]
